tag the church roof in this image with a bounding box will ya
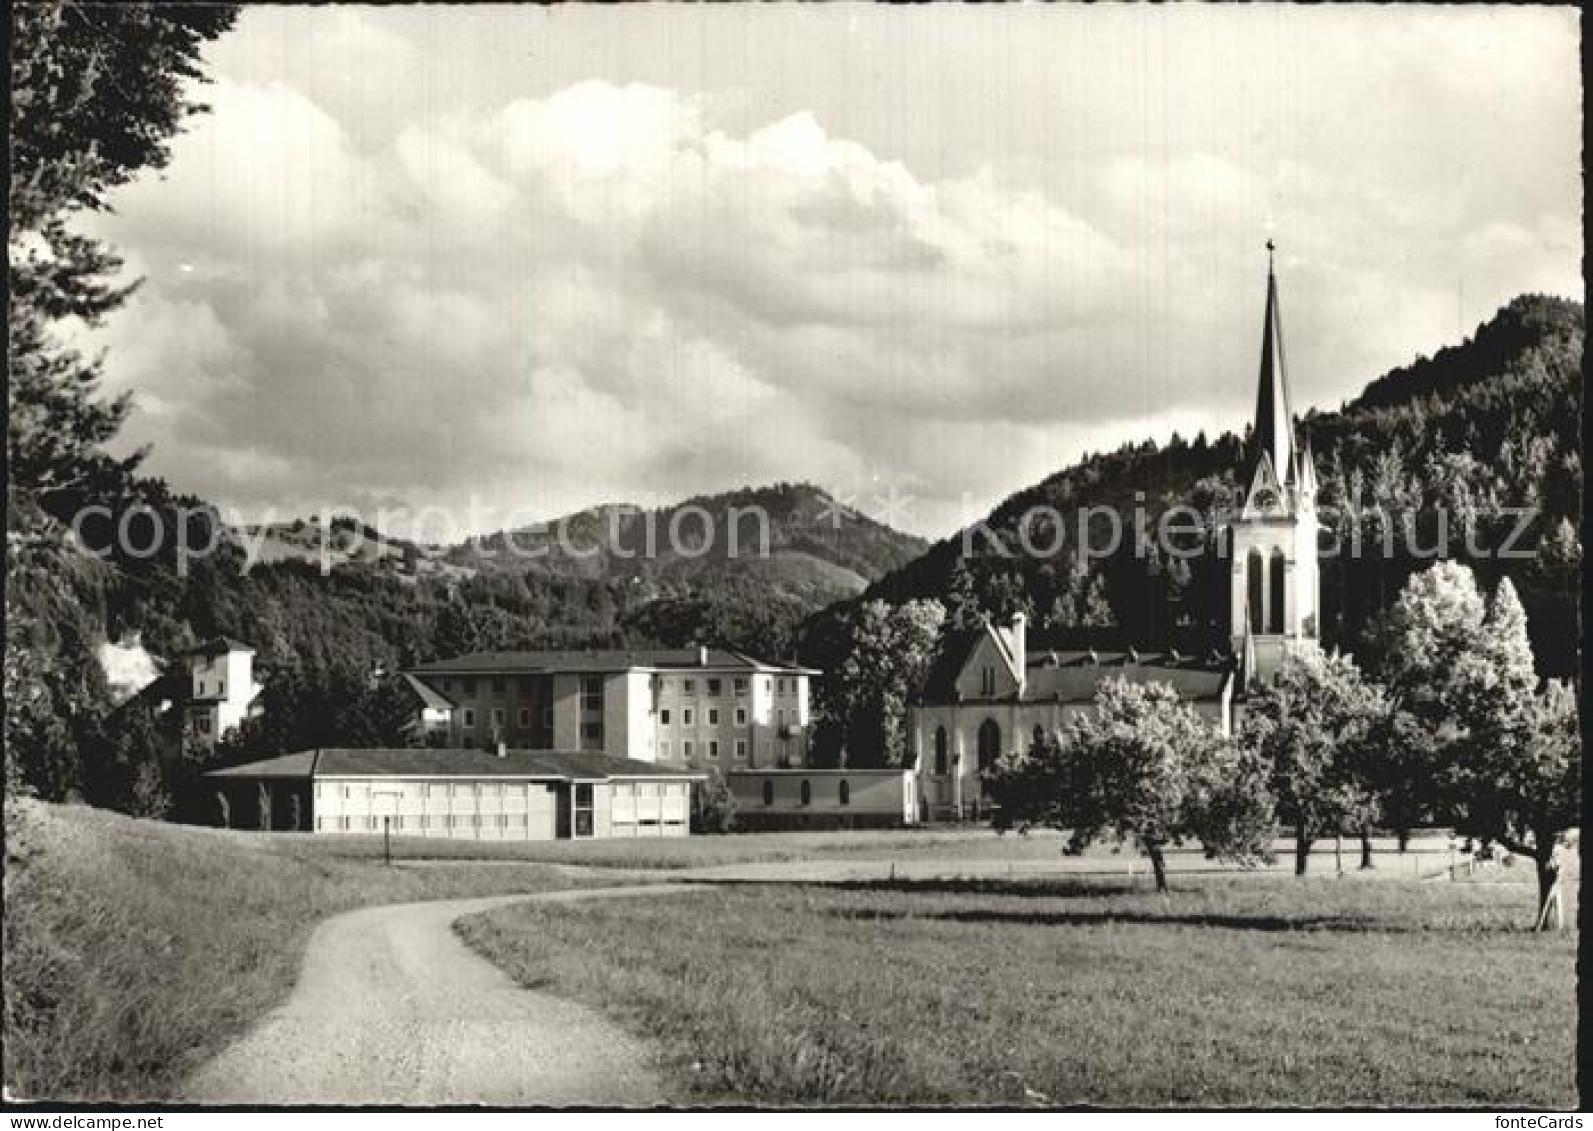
[1253,244,1297,490]
[917,626,1233,705]
[1020,651,1232,704]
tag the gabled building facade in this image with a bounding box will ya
[908,616,1236,821]
[403,646,815,770]
[181,637,265,742]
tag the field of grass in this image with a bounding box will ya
[2,798,626,1102]
[304,824,1034,869]
[304,823,1462,875]
[460,871,1579,1107]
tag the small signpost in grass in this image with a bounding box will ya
[373,786,404,866]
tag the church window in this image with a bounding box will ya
[977,719,1001,769]
[1268,548,1287,634]
[1246,549,1264,632]
[934,727,949,776]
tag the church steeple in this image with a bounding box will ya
[1252,239,1296,491]
[1227,240,1322,686]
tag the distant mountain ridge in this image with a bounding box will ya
[443,481,927,603]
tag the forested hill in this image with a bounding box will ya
[800,293,1583,682]
[444,482,925,595]
[77,481,919,681]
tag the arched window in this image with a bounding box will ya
[800,780,812,806]
[977,719,1002,769]
[1246,548,1264,632]
[762,780,774,806]
[934,727,949,776]
[1268,548,1287,634]
[839,780,850,806]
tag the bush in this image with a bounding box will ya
[691,767,736,834]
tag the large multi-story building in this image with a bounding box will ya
[403,646,816,770]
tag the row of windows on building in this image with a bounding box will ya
[923,720,1050,775]
[459,706,553,731]
[661,737,749,761]
[315,812,685,832]
[433,674,802,700]
[759,779,851,806]
[660,706,747,727]
[321,780,558,801]
[450,704,798,733]
[318,780,688,801]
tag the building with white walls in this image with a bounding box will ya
[403,646,816,770]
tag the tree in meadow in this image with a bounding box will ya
[989,678,1274,892]
[1359,559,1491,838]
[1242,649,1389,875]
[1445,579,1580,929]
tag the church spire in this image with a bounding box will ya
[1253,240,1296,488]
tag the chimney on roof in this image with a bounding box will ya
[697,644,709,667]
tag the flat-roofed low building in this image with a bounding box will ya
[203,747,704,840]
[727,768,919,830]
[403,646,817,771]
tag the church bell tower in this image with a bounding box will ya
[1228,242,1321,685]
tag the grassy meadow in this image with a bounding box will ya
[300,824,1049,869]
[295,822,1461,876]
[459,871,1579,1108]
[2,799,627,1102]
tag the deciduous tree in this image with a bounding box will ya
[827,599,946,767]
[1446,579,1580,929]
[1242,649,1388,875]
[990,678,1274,892]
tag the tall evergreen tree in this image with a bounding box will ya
[7,2,238,802]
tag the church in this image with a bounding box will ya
[908,247,1322,821]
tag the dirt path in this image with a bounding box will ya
[182,884,704,1107]
[183,849,1469,1105]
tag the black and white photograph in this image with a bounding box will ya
[4,1,1583,1115]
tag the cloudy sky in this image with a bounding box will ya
[82,5,1580,539]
